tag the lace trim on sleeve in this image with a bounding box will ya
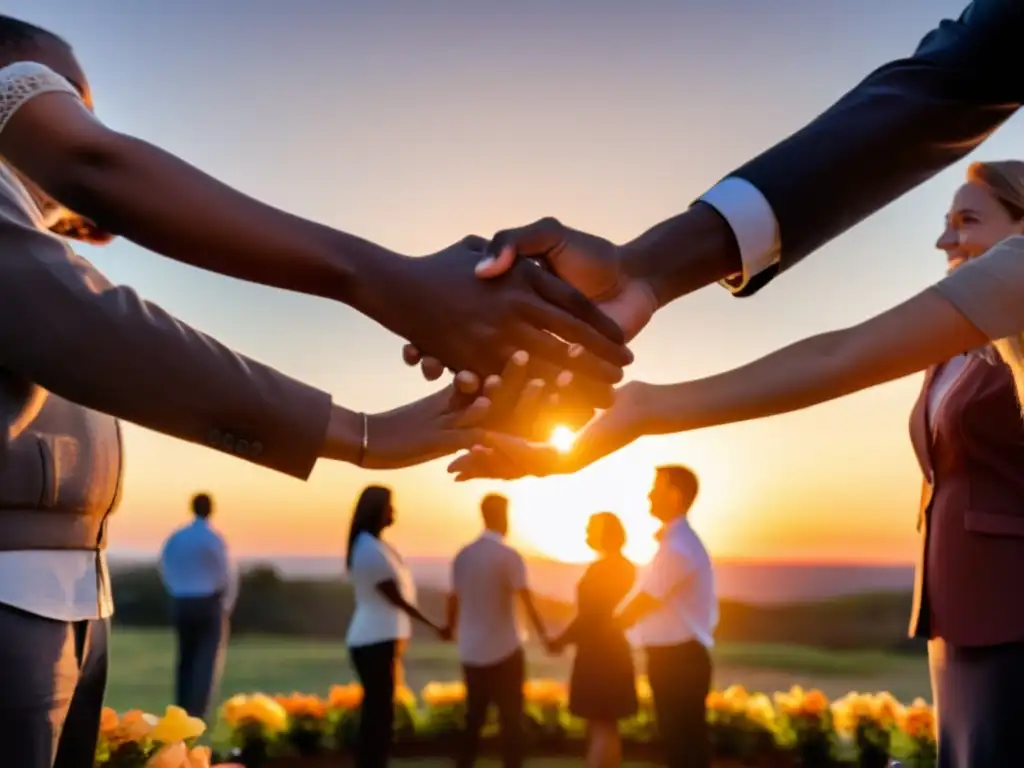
[0,61,80,135]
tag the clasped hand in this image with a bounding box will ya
[362,218,661,473]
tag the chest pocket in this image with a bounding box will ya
[1,392,122,515]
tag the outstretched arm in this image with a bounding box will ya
[449,236,1024,480]
[619,0,1024,300]
[0,61,629,384]
[411,0,1024,354]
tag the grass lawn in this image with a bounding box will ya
[104,628,931,716]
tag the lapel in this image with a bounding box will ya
[909,367,937,482]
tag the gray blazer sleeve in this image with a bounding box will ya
[724,0,1024,296]
[932,235,1024,341]
[0,227,333,479]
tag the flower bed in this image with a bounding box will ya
[96,679,939,767]
[96,705,213,767]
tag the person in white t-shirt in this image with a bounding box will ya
[345,486,444,768]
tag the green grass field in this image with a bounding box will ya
[104,628,931,716]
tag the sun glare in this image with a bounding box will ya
[549,425,577,453]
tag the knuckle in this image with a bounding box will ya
[535,216,563,231]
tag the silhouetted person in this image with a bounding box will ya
[346,485,443,768]
[618,466,718,768]
[445,494,549,768]
[159,493,237,720]
[549,512,638,768]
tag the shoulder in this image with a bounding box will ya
[351,533,379,562]
[453,541,475,567]
[0,61,74,89]
[933,236,1024,337]
[0,61,80,125]
[502,542,526,566]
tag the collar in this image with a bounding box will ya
[656,516,689,541]
[480,529,505,542]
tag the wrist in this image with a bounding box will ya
[319,404,365,465]
[328,234,411,326]
[620,202,742,308]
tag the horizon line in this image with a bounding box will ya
[107,549,914,569]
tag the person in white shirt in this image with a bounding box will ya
[345,485,443,768]
[444,494,549,768]
[158,492,238,721]
[616,466,717,768]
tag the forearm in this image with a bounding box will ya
[2,249,338,477]
[731,6,1021,266]
[43,132,404,320]
[617,592,659,629]
[555,615,580,647]
[444,594,459,632]
[520,593,549,641]
[401,601,440,630]
[621,203,742,309]
[641,291,982,433]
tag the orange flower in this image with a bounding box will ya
[327,683,364,711]
[112,709,157,744]
[522,678,567,707]
[273,693,327,719]
[422,681,467,707]
[773,685,830,719]
[99,707,119,739]
[705,690,729,712]
[802,689,830,717]
[145,742,211,768]
[898,698,936,742]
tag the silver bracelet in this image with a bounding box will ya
[357,412,369,467]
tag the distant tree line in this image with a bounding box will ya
[111,565,925,653]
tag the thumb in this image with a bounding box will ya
[479,217,567,279]
[430,427,487,460]
[474,245,516,279]
[453,395,492,427]
[569,408,634,469]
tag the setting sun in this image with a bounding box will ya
[549,425,577,453]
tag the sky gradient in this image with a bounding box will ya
[11,0,1020,565]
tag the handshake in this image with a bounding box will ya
[339,217,668,481]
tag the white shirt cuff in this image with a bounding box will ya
[699,177,781,294]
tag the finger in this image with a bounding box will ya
[420,357,446,381]
[457,234,489,252]
[454,396,492,427]
[552,372,615,410]
[448,444,523,481]
[488,217,565,260]
[513,321,623,386]
[402,344,422,366]
[485,351,531,417]
[525,266,629,351]
[454,370,483,395]
[509,378,546,432]
[481,432,565,477]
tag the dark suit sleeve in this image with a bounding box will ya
[726,0,1024,296]
[0,226,333,480]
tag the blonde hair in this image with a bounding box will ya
[967,161,1024,404]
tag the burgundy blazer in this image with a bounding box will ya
[908,355,1024,647]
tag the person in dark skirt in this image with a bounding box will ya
[549,512,637,768]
